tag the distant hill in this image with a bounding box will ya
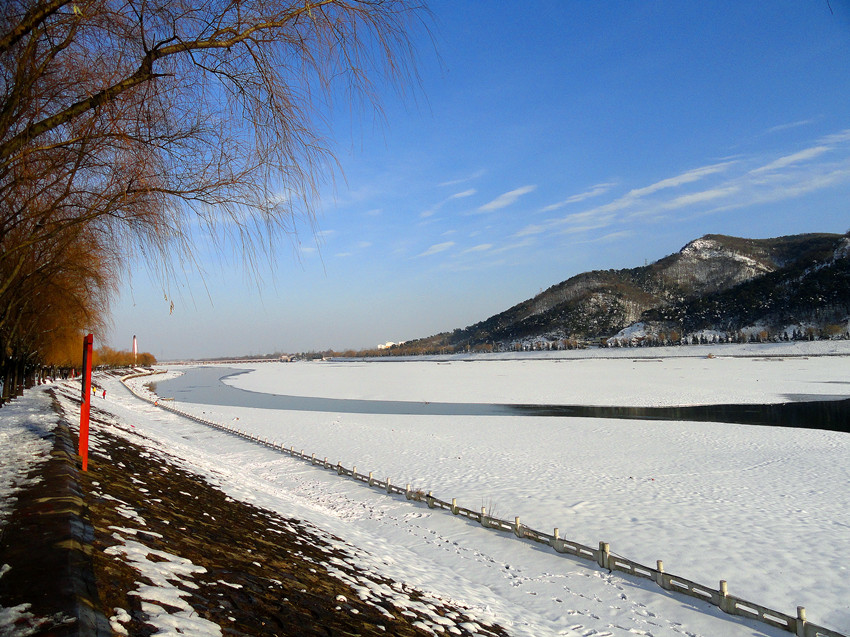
[392,232,850,354]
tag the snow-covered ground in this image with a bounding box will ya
[0,391,57,528]
[3,341,849,636]
[127,342,850,636]
[0,390,64,632]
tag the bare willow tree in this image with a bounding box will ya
[0,0,426,390]
[0,219,117,399]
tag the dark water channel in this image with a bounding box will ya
[149,366,850,433]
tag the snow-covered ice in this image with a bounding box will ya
[121,343,850,636]
[3,341,849,636]
[219,342,850,407]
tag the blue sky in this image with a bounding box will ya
[108,1,850,360]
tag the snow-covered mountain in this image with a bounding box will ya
[398,232,850,353]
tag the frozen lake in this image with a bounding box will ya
[153,350,850,430]
[117,342,850,636]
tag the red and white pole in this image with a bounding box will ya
[79,333,93,471]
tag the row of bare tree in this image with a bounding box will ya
[1,0,423,403]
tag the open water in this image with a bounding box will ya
[150,366,850,433]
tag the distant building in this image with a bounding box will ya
[378,341,405,350]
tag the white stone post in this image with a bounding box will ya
[514,516,523,538]
[386,477,392,493]
[406,484,411,500]
[796,606,807,637]
[656,560,666,588]
[598,542,610,570]
[368,471,374,486]
[451,498,458,514]
[719,580,734,614]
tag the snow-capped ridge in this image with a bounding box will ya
[678,235,770,272]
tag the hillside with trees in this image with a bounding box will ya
[382,232,850,356]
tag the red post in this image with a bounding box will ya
[79,334,93,471]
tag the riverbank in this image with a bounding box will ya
[0,378,506,636]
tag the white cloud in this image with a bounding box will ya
[560,220,617,236]
[627,162,735,198]
[534,163,736,233]
[515,223,549,237]
[418,241,455,257]
[439,169,485,187]
[666,159,850,220]
[590,230,633,243]
[462,243,493,254]
[421,189,479,218]
[662,186,742,210]
[509,129,850,239]
[726,165,850,210]
[765,119,815,135]
[779,166,850,197]
[750,146,831,174]
[478,185,537,212]
[541,182,616,212]
[564,208,619,224]
[516,201,622,238]
[818,129,850,145]
[492,237,535,254]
